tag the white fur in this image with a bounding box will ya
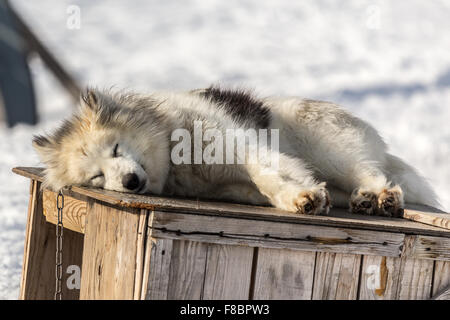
[33,89,440,216]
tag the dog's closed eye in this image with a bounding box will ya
[90,173,104,181]
[113,143,119,158]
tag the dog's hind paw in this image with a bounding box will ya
[349,188,378,215]
[377,185,404,218]
[350,185,404,218]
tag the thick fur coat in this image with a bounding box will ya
[32,87,439,216]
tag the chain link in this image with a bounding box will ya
[55,190,64,300]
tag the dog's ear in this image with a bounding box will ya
[32,134,71,191]
[32,134,57,164]
[80,88,99,111]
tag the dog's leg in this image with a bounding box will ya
[213,183,271,206]
[245,152,330,215]
[349,165,404,217]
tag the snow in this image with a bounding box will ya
[1,0,449,299]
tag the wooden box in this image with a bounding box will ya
[13,167,450,300]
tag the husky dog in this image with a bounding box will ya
[32,87,439,216]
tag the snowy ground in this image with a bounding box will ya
[1,0,449,299]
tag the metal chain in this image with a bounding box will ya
[55,190,64,300]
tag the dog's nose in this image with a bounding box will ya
[122,173,140,190]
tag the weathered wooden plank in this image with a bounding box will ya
[79,200,143,299]
[396,235,434,300]
[203,244,254,300]
[20,180,39,299]
[432,285,450,300]
[166,240,209,300]
[431,261,450,298]
[140,210,155,299]
[404,235,450,262]
[133,209,149,300]
[402,208,450,230]
[360,236,434,300]
[358,255,402,300]
[312,253,361,300]
[59,230,84,299]
[152,211,405,257]
[396,258,434,299]
[42,189,86,234]
[252,248,316,299]
[145,238,174,300]
[20,180,84,300]
[12,167,45,182]
[12,167,450,238]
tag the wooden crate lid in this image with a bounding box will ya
[12,166,450,238]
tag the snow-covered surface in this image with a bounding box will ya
[1,0,449,299]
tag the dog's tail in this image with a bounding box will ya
[385,153,440,208]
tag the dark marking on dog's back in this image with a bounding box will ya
[201,87,271,128]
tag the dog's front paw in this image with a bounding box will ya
[349,189,378,215]
[377,185,404,218]
[275,184,330,215]
[294,187,330,216]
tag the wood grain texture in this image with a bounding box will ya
[152,211,405,257]
[358,255,402,300]
[20,180,84,300]
[133,209,149,300]
[312,253,361,300]
[13,167,450,238]
[203,244,254,300]
[14,168,450,301]
[403,209,450,230]
[146,241,254,300]
[167,240,209,299]
[252,248,316,299]
[396,235,434,300]
[79,200,143,299]
[431,261,450,298]
[20,180,38,299]
[432,285,450,300]
[406,235,450,261]
[42,190,86,234]
[140,210,154,299]
[396,258,434,299]
[359,236,434,300]
[145,238,174,300]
